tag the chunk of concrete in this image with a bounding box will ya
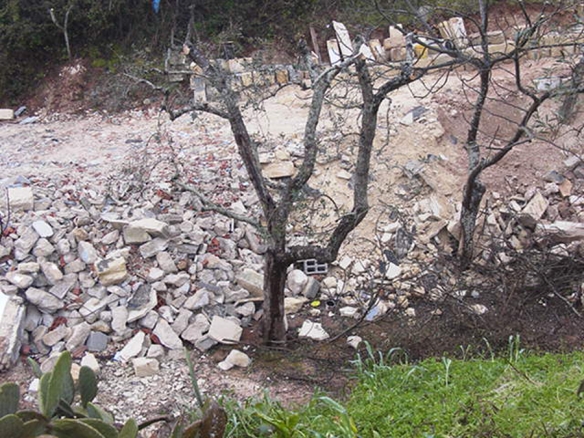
[208,316,242,344]
[236,268,264,298]
[116,331,145,362]
[95,257,128,286]
[132,357,160,377]
[298,320,329,341]
[153,319,183,350]
[0,293,25,371]
[8,187,34,211]
[25,287,64,312]
[0,109,14,120]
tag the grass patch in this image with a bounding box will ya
[225,340,584,437]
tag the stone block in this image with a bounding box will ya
[208,316,242,344]
[133,357,159,377]
[236,268,264,298]
[0,109,14,120]
[8,187,34,211]
[263,161,295,179]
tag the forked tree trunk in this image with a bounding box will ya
[261,248,288,344]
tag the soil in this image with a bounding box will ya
[1,23,584,436]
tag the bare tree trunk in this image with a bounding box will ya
[459,177,486,268]
[262,248,288,344]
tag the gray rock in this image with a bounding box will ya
[31,220,54,238]
[111,306,129,335]
[236,268,264,298]
[101,230,120,245]
[123,227,151,245]
[23,305,42,331]
[0,293,26,371]
[25,287,64,312]
[78,241,98,264]
[156,252,178,273]
[127,284,157,323]
[147,267,165,282]
[39,260,64,285]
[80,353,100,374]
[153,319,183,350]
[223,349,251,368]
[208,316,242,344]
[49,275,77,300]
[236,301,256,317]
[184,289,210,310]
[347,335,362,349]
[14,227,39,258]
[79,298,110,323]
[245,226,267,254]
[116,331,145,362]
[181,314,210,344]
[146,344,165,358]
[171,308,193,335]
[139,238,169,258]
[65,322,91,350]
[284,297,308,314]
[133,357,159,377]
[138,310,159,330]
[302,277,320,299]
[127,218,169,237]
[42,324,70,347]
[33,239,55,258]
[56,239,72,255]
[64,259,86,274]
[5,271,34,289]
[194,334,218,352]
[287,269,308,296]
[86,331,109,352]
[164,272,190,287]
[298,320,329,341]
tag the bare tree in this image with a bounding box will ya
[165,31,459,343]
[452,1,584,267]
[49,1,75,60]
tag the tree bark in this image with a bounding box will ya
[261,248,288,344]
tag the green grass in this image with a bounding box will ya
[224,340,584,437]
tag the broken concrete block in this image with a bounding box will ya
[298,320,329,341]
[116,331,145,362]
[153,319,183,350]
[223,349,251,368]
[208,316,242,344]
[0,293,25,371]
[133,357,160,377]
[0,109,14,120]
[263,161,295,179]
[236,268,264,298]
[25,287,64,312]
[139,238,169,258]
[8,187,34,211]
[522,191,549,222]
[332,21,353,59]
[95,257,128,286]
[326,39,342,65]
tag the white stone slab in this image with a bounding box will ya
[0,109,14,120]
[332,21,353,59]
[326,39,342,66]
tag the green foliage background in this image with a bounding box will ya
[0,0,534,104]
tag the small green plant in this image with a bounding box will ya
[0,351,138,438]
[168,350,228,438]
